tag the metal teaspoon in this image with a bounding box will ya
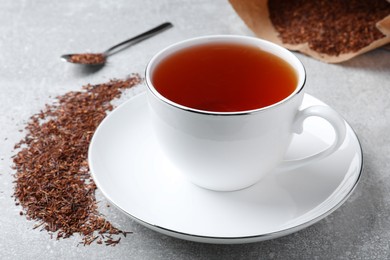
[61,22,173,66]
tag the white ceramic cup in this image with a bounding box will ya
[145,35,346,191]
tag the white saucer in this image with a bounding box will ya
[89,92,363,244]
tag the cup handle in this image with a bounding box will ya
[279,105,347,170]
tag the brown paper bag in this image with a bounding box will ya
[229,0,390,63]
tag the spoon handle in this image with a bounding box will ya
[104,22,173,55]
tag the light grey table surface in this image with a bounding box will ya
[0,0,389,259]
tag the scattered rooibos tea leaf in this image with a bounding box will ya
[12,75,141,246]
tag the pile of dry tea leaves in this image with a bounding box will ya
[13,75,141,246]
[229,0,390,62]
[268,0,390,56]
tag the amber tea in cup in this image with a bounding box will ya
[152,42,298,112]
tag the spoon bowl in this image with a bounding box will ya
[61,53,107,65]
